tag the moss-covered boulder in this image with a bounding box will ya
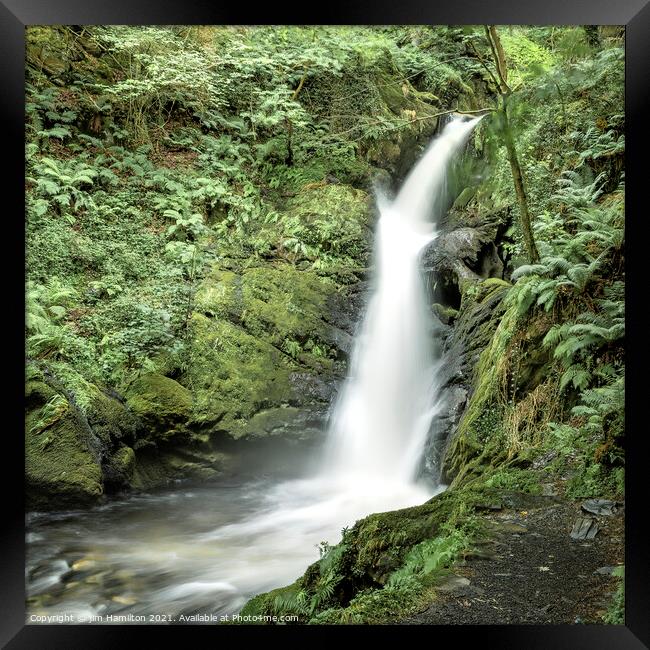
[240,406,326,441]
[239,486,491,622]
[131,444,230,490]
[185,313,296,437]
[125,373,193,444]
[188,256,359,439]
[86,388,138,447]
[26,381,103,508]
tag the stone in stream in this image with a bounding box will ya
[581,499,619,516]
[570,516,600,540]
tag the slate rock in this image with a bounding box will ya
[581,499,618,516]
[570,516,600,540]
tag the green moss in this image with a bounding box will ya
[238,579,304,622]
[443,286,515,484]
[602,566,624,624]
[240,266,332,347]
[86,387,137,445]
[194,269,239,320]
[565,464,624,500]
[112,445,136,479]
[432,303,459,324]
[125,373,193,443]
[187,259,344,437]
[239,485,493,623]
[185,313,295,436]
[26,400,103,508]
[309,576,429,625]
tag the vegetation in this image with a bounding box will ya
[26,25,624,625]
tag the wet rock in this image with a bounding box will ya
[475,502,503,512]
[542,483,559,497]
[104,446,136,487]
[570,517,600,540]
[325,282,369,336]
[500,523,528,534]
[288,372,337,404]
[240,406,327,442]
[72,559,98,572]
[532,450,559,470]
[111,594,137,606]
[581,499,619,516]
[422,208,509,303]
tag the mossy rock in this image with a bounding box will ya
[335,490,469,586]
[125,373,193,444]
[26,384,103,508]
[185,313,295,437]
[130,444,229,490]
[432,303,459,325]
[189,259,351,438]
[241,406,326,441]
[239,486,492,622]
[86,387,138,446]
[103,445,136,486]
[196,262,339,358]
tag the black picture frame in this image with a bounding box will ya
[2,1,648,647]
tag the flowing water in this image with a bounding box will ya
[26,116,481,624]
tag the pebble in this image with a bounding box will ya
[72,559,98,572]
[111,594,137,605]
[435,576,471,593]
[593,566,618,576]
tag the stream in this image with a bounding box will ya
[26,468,434,623]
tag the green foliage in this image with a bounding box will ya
[387,527,470,586]
[602,566,625,624]
[499,29,557,87]
[484,467,542,494]
[28,394,68,436]
[309,576,425,625]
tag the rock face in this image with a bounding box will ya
[182,184,372,444]
[422,207,510,308]
[420,207,511,481]
[125,373,193,445]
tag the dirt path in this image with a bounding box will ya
[399,493,624,625]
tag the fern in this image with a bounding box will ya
[29,394,68,435]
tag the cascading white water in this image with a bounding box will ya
[324,115,482,488]
[26,116,483,623]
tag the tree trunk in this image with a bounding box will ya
[485,25,540,264]
[501,105,540,263]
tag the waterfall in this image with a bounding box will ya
[324,115,482,489]
[24,116,485,621]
